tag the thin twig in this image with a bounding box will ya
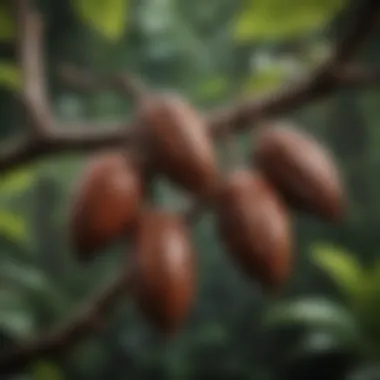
[0,272,132,373]
[59,64,148,103]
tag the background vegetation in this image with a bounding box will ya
[0,0,380,379]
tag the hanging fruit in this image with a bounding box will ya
[215,169,293,292]
[132,209,196,335]
[70,151,144,261]
[136,93,220,200]
[253,123,346,222]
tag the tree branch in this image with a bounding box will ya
[1,0,377,173]
[333,65,380,87]
[209,0,380,135]
[0,124,133,173]
[0,0,380,375]
[0,272,132,373]
[0,63,379,175]
[16,0,53,136]
[207,63,380,136]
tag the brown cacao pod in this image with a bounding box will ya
[70,151,144,261]
[215,169,293,292]
[136,93,220,200]
[253,124,346,222]
[132,209,196,335]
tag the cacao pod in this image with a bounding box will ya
[132,209,196,335]
[253,124,346,222]
[215,169,293,292]
[70,151,144,261]
[136,93,220,200]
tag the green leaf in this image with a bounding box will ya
[0,309,35,339]
[0,3,16,41]
[0,211,28,244]
[0,260,48,290]
[283,329,360,369]
[196,76,230,100]
[356,261,380,329]
[0,288,26,308]
[0,165,37,195]
[234,0,346,42]
[311,243,363,301]
[193,322,230,346]
[264,298,360,340]
[362,261,380,303]
[0,260,72,317]
[0,61,21,90]
[243,68,286,96]
[73,0,130,41]
[0,289,34,339]
[32,361,65,380]
[369,259,380,280]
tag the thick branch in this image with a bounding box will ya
[207,64,380,135]
[1,62,378,175]
[0,1,378,173]
[333,65,380,87]
[0,124,132,173]
[0,0,380,375]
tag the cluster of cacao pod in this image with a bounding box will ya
[69,93,346,336]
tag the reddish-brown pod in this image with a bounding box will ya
[136,93,220,200]
[215,169,293,292]
[253,124,346,222]
[70,151,144,261]
[132,209,196,336]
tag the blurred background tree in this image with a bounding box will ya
[1,0,380,379]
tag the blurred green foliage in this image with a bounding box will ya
[0,3,15,41]
[0,62,20,90]
[312,244,363,301]
[32,361,65,380]
[1,0,380,380]
[312,245,380,354]
[234,0,346,42]
[73,0,131,41]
